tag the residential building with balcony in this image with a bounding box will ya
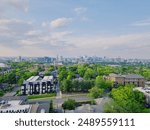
[21,76,56,95]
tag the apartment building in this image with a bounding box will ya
[106,73,145,87]
[21,76,56,95]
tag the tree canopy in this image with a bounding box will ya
[104,85,146,113]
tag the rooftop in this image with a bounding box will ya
[125,74,144,79]
[109,73,144,79]
[27,76,40,82]
[24,76,54,83]
[42,76,53,81]
[0,100,31,112]
[0,96,27,102]
[135,87,150,97]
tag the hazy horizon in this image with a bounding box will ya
[0,0,150,59]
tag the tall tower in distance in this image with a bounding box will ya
[53,54,59,70]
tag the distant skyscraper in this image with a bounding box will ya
[19,56,22,62]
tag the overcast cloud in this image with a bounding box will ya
[0,0,150,58]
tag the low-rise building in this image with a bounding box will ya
[0,100,32,113]
[135,87,150,105]
[106,74,145,87]
[0,96,31,113]
[21,76,56,95]
[0,96,49,113]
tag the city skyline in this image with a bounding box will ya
[0,0,150,58]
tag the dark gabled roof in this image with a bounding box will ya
[125,74,144,79]
[109,73,144,79]
[109,74,123,78]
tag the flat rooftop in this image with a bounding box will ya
[25,76,54,83]
[0,100,31,112]
[27,76,40,82]
[42,76,53,81]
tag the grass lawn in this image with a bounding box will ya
[62,93,88,98]
[28,93,56,100]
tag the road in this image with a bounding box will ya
[56,82,62,99]
[28,95,91,105]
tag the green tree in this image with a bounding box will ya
[67,71,75,80]
[80,80,94,92]
[60,79,72,92]
[48,66,55,72]
[62,99,77,111]
[71,80,80,91]
[17,77,24,86]
[105,85,146,113]
[49,100,54,113]
[95,76,112,90]
[77,65,86,77]
[0,90,4,97]
[88,86,104,99]
[84,68,94,79]
[58,70,68,81]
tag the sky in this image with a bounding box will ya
[0,0,150,58]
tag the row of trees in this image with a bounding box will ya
[58,64,117,82]
[60,75,113,98]
[0,69,38,86]
[60,79,94,92]
[58,64,150,81]
[58,65,114,96]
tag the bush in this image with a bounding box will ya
[28,93,56,99]
[77,100,96,106]
[62,99,77,110]
[88,86,104,99]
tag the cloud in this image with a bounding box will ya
[25,30,42,36]
[18,39,39,46]
[0,0,29,13]
[64,32,150,58]
[0,17,74,52]
[49,17,73,28]
[0,17,150,58]
[0,18,33,37]
[0,19,31,26]
[74,7,87,14]
[74,7,90,22]
[69,33,150,49]
[1,26,150,58]
[132,19,150,26]
[0,18,34,49]
[50,31,73,39]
